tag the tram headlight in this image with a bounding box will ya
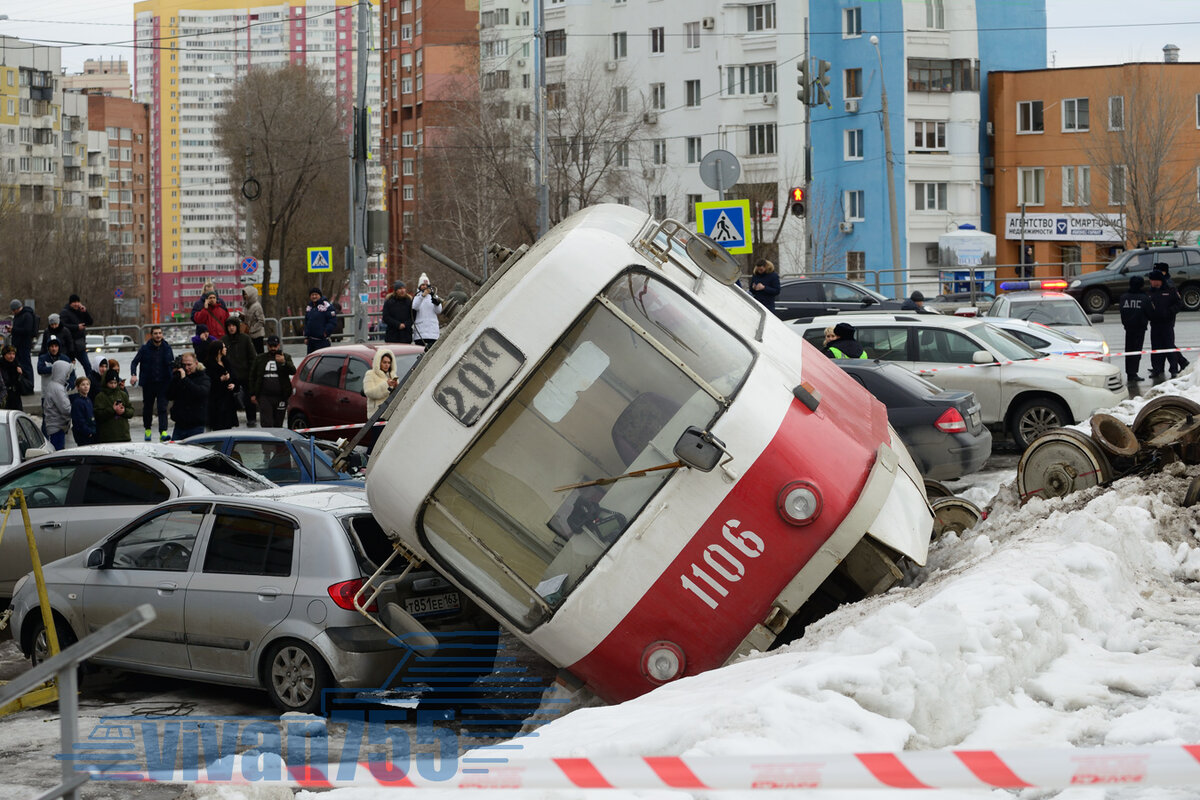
[641,641,686,683]
[778,480,822,526]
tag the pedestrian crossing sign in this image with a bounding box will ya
[695,199,753,255]
[306,246,333,273]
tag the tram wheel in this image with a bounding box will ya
[1090,413,1141,457]
[1016,429,1113,503]
[930,496,984,538]
[923,478,954,500]
[1183,476,1200,508]
[1132,396,1200,443]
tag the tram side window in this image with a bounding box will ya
[422,272,752,629]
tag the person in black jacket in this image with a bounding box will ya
[1118,276,1151,383]
[58,294,94,377]
[381,281,414,343]
[0,346,23,411]
[824,322,868,359]
[204,340,241,431]
[9,299,37,389]
[1146,268,1189,377]
[41,313,74,363]
[131,326,175,441]
[168,352,210,440]
[749,259,781,311]
[900,291,934,314]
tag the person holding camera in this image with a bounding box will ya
[411,273,442,350]
[249,335,295,428]
[94,369,135,444]
[168,352,210,440]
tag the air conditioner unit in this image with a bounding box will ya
[642,111,658,125]
[986,121,994,136]
[983,156,995,169]
[516,58,526,67]
[642,166,657,179]
[605,60,618,71]
[701,16,715,30]
[762,92,777,106]
[838,221,854,233]
[981,173,995,187]
[844,99,859,113]
[926,245,939,264]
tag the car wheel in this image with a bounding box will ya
[289,411,311,432]
[1080,288,1109,314]
[1180,283,1200,312]
[264,641,329,714]
[1009,397,1070,451]
[31,617,77,667]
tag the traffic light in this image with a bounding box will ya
[796,60,810,104]
[816,60,832,107]
[790,187,807,217]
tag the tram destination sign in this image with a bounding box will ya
[434,328,525,426]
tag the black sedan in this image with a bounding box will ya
[835,360,991,480]
[773,277,908,321]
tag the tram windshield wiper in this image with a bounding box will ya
[554,460,682,492]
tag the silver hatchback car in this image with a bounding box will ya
[10,487,497,713]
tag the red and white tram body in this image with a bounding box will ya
[367,205,933,702]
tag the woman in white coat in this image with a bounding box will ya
[363,348,399,418]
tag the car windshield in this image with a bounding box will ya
[173,453,275,493]
[1010,299,1090,326]
[970,323,1042,360]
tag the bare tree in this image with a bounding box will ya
[215,65,349,317]
[1081,66,1200,246]
[803,190,849,276]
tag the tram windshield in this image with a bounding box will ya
[421,271,754,629]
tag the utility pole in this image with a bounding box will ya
[870,35,901,281]
[348,0,370,343]
[802,18,812,272]
[533,0,549,239]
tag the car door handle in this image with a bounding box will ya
[156,582,178,595]
[339,397,351,403]
[257,587,281,599]
[39,521,62,529]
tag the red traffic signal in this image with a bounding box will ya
[790,187,807,217]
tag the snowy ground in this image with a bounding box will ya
[3,373,1200,799]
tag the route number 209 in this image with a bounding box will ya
[679,520,765,609]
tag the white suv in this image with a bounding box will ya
[791,313,1127,449]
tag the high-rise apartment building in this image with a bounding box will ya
[0,37,64,214]
[379,0,478,279]
[133,0,381,319]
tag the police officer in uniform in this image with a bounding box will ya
[1147,267,1188,378]
[823,322,868,359]
[1118,275,1151,383]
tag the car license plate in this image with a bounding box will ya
[404,591,461,617]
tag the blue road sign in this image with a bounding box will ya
[695,199,753,254]
[240,256,259,274]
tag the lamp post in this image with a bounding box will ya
[869,35,901,280]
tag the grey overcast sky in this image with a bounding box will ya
[0,0,1196,73]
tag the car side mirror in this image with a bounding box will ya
[861,295,877,306]
[86,547,106,569]
[1088,313,1104,323]
[972,350,995,364]
[674,426,727,472]
[1118,266,1128,274]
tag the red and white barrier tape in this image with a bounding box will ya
[93,744,1200,790]
[292,421,386,434]
[916,345,1200,374]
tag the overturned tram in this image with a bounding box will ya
[365,204,934,702]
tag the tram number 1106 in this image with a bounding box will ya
[679,520,765,610]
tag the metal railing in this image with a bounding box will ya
[0,604,156,800]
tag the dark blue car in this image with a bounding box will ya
[183,428,364,487]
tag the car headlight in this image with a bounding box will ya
[11,573,29,599]
[641,641,686,683]
[777,480,823,526]
[1068,374,1107,388]
[1069,279,1081,289]
[1101,342,1110,356]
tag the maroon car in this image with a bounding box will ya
[286,343,423,439]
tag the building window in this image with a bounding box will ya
[912,120,946,151]
[650,27,664,54]
[914,182,947,211]
[650,82,665,110]
[906,58,978,92]
[1017,167,1045,206]
[1062,165,1091,206]
[402,185,415,200]
[653,195,668,218]
[746,3,775,31]
[1062,97,1089,132]
[401,131,414,147]
[845,129,863,160]
[546,29,566,57]
[548,82,566,109]
[685,21,700,50]
[847,251,866,282]
[925,0,945,29]
[402,158,414,175]
[844,190,865,221]
[612,32,627,59]
[686,136,702,164]
[725,63,776,95]
[1018,100,1044,133]
[401,24,412,41]
[401,77,412,93]
[1109,165,1127,205]
[747,123,776,155]
[1108,96,1124,131]
[613,141,629,167]
[685,79,701,107]
[652,138,667,164]
[844,68,862,99]
[686,193,703,223]
[613,86,628,112]
[843,7,862,37]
